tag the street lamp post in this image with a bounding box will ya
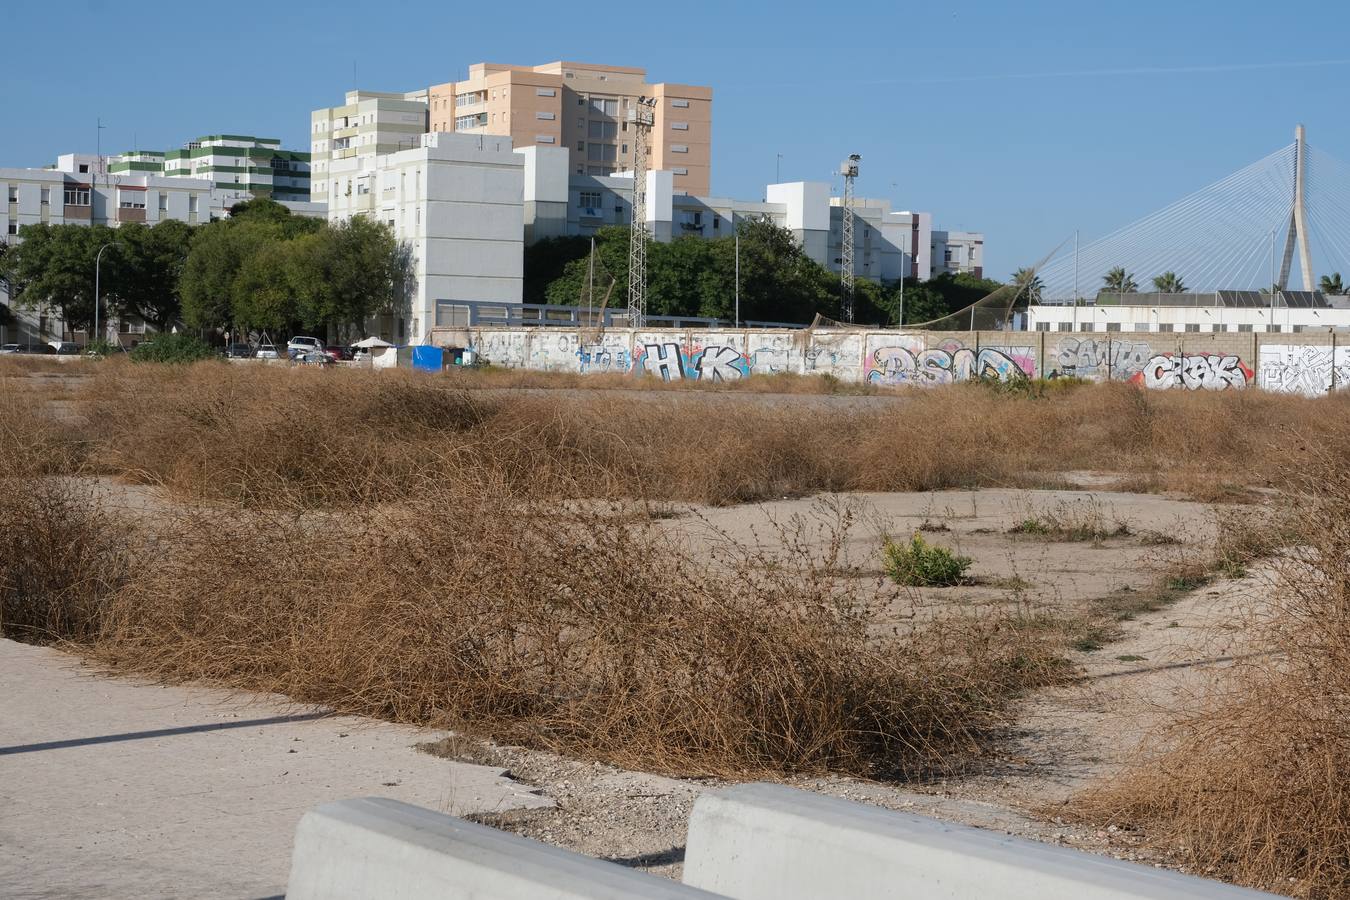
[93,242,118,349]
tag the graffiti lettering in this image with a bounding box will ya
[1054,338,1150,380]
[638,342,685,380]
[694,345,748,381]
[1137,353,1251,391]
[866,346,1031,387]
[1257,345,1350,396]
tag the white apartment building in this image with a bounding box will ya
[325,132,524,342]
[1,154,323,345]
[519,145,943,284]
[110,135,313,203]
[310,89,430,206]
[931,230,984,278]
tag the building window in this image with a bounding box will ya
[673,167,688,175]
[1158,323,1173,332]
[1079,323,1093,332]
[536,88,556,97]
[78,164,89,173]
[1133,322,1149,332]
[671,144,689,153]
[118,192,146,209]
[1106,322,1122,332]
[1057,322,1072,332]
[590,97,618,116]
[188,195,198,214]
[587,165,611,176]
[6,186,15,202]
[671,122,689,130]
[1266,324,1281,333]
[40,188,50,206]
[577,141,585,151]
[1238,323,1254,332]
[1214,323,1228,332]
[1184,323,1200,332]
[588,120,617,139]
[587,144,617,162]
[1293,324,1307,333]
[536,135,556,144]
[671,99,690,108]
[1035,322,1051,332]
[579,191,602,209]
[63,186,91,206]
[7,222,15,235]
[535,111,556,120]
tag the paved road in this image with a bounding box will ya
[0,639,551,899]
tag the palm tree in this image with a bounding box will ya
[1102,267,1138,293]
[1152,271,1187,294]
[1320,273,1345,295]
[1011,267,1044,303]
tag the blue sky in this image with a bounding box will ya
[5,0,1349,279]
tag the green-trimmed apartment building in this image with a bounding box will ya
[109,135,311,203]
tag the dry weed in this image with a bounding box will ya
[1074,461,1350,897]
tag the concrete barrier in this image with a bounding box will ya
[286,797,725,900]
[682,784,1279,900]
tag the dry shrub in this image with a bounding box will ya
[77,488,1062,778]
[0,480,131,643]
[37,362,1350,509]
[1075,456,1350,897]
[0,378,79,476]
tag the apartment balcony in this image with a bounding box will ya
[64,205,92,220]
[117,206,147,224]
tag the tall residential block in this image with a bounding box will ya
[310,89,431,205]
[109,135,312,203]
[427,61,712,195]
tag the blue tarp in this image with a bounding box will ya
[410,346,443,372]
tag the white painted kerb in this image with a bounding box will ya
[287,797,726,900]
[682,784,1280,900]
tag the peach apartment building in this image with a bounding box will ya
[428,61,711,196]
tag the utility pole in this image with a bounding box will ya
[626,97,657,329]
[93,242,118,349]
[734,213,740,328]
[839,154,860,323]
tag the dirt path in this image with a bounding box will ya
[0,640,551,900]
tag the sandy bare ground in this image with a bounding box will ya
[0,481,1272,891]
[0,640,551,900]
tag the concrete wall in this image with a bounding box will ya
[682,784,1278,900]
[436,325,1350,394]
[287,797,723,900]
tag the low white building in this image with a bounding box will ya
[1028,291,1350,334]
[325,132,525,342]
[518,144,949,285]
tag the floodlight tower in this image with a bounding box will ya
[839,154,860,322]
[627,96,658,328]
[1277,124,1315,292]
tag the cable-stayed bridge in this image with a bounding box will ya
[1036,126,1350,302]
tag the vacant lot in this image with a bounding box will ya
[2,360,1346,896]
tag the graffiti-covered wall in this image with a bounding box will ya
[440,326,1350,393]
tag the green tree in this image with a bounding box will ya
[1011,267,1044,304]
[545,226,631,308]
[112,219,194,332]
[523,235,591,303]
[181,218,283,330]
[1320,273,1345,295]
[227,197,323,238]
[231,240,296,333]
[5,223,117,333]
[1102,267,1139,293]
[290,216,405,336]
[1152,271,1187,293]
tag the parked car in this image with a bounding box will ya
[222,343,252,359]
[255,344,280,360]
[0,343,20,355]
[48,341,80,355]
[323,345,353,362]
[287,336,324,357]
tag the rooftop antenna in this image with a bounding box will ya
[839,154,860,323]
[626,96,658,329]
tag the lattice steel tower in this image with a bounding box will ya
[839,154,860,322]
[627,97,658,328]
